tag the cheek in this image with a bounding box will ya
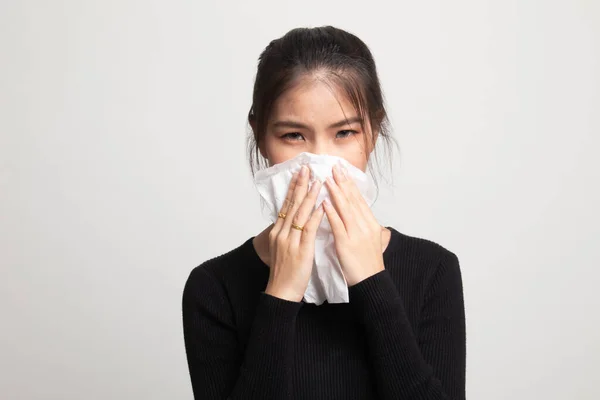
[263,136,301,165]
[348,156,368,173]
[340,146,369,173]
[263,135,370,171]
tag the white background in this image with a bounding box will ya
[1,1,599,399]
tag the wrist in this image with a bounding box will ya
[347,263,385,287]
[265,284,304,303]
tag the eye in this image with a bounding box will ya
[336,130,358,139]
[281,132,305,141]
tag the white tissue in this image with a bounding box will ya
[253,152,378,305]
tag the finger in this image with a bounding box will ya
[332,163,363,216]
[281,170,301,215]
[271,171,300,239]
[325,174,355,231]
[289,179,323,242]
[300,202,326,246]
[334,164,377,225]
[322,198,347,240]
[281,165,310,237]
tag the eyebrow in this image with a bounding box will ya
[271,116,363,130]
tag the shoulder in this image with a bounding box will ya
[186,239,247,282]
[386,227,462,292]
[388,227,459,265]
[183,238,268,304]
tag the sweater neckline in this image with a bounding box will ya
[243,226,402,271]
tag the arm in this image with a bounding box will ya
[349,251,466,400]
[182,266,302,400]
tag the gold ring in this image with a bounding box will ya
[291,223,304,231]
[278,212,286,219]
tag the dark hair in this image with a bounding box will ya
[247,26,397,184]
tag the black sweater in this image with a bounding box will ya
[182,227,466,399]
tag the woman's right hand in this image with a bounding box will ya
[265,165,325,302]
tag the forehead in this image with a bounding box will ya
[269,79,356,123]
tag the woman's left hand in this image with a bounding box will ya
[323,163,386,287]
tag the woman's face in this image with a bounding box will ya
[258,79,375,172]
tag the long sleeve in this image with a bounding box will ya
[349,251,466,400]
[182,266,302,400]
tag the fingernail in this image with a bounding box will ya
[332,164,342,179]
[300,165,307,176]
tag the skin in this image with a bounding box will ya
[251,77,392,302]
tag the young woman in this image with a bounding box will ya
[182,26,466,400]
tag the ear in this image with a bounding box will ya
[249,118,268,159]
[258,142,267,159]
[249,116,257,135]
[366,120,379,155]
[368,130,378,156]
[372,125,379,144]
[369,110,386,153]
